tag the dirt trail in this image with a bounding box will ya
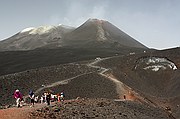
[23,72,93,100]
[34,72,92,94]
[88,57,177,119]
[0,103,46,119]
[88,57,129,98]
[88,57,161,105]
[0,58,110,119]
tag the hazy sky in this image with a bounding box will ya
[0,0,179,49]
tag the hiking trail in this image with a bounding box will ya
[1,56,174,119]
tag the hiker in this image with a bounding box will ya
[29,90,35,107]
[51,94,55,102]
[54,95,58,101]
[57,93,61,102]
[34,96,39,103]
[123,94,126,100]
[13,89,23,107]
[44,92,47,104]
[60,91,65,101]
[46,92,51,105]
[40,95,44,104]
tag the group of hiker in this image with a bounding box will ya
[13,89,65,108]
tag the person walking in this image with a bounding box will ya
[46,92,51,106]
[40,95,44,104]
[29,90,35,107]
[13,89,23,108]
[60,91,65,101]
[57,93,61,102]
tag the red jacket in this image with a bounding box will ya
[14,91,23,99]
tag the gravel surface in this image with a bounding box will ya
[29,98,169,119]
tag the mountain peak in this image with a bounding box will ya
[78,18,108,31]
[86,18,107,24]
[64,18,147,49]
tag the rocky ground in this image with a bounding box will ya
[28,98,169,119]
[0,47,179,119]
[96,47,180,118]
[48,72,118,100]
[0,103,46,119]
[0,63,97,106]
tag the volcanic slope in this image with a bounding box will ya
[0,61,118,106]
[64,18,147,49]
[0,25,75,51]
[0,47,146,76]
[0,56,171,119]
[0,18,149,77]
[97,47,180,118]
[29,98,169,119]
[0,18,149,76]
[0,49,177,118]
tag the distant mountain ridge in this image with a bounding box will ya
[0,18,148,51]
[0,25,75,51]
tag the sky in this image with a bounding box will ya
[0,0,179,49]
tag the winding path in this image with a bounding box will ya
[23,72,93,100]
[25,56,126,100]
[87,57,162,106]
[22,56,157,105]
[34,72,93,94]
[87,57,127,97]
[23,56,123,100]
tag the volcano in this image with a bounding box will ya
[0,19,147,51]
[64,19,147,49]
